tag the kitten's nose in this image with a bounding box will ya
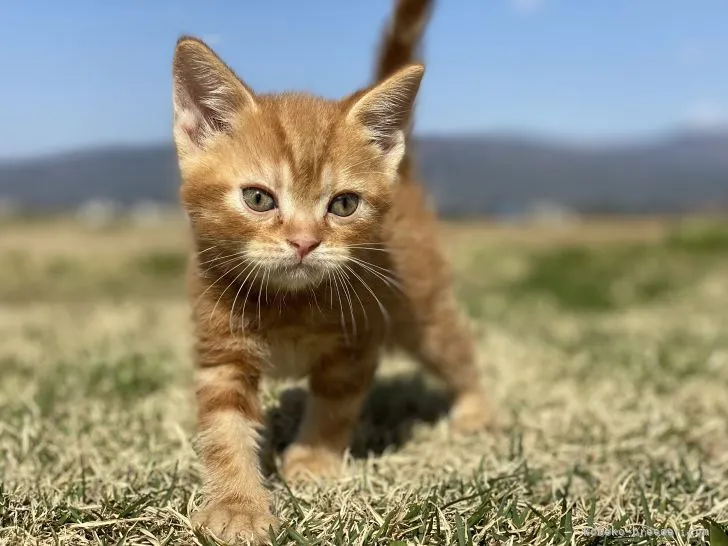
[287,236,321,259]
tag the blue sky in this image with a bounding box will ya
[2,0,728,159]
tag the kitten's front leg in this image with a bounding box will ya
[281,347,377,481]
[192,363,278,544]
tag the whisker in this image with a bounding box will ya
[308,285,323,316]
[264,267,271,305]
[273,281,284,315]
[338,265,368,332]
[240,263,263,331]
[327,270,335,308]
[227,261,259,335]
[348,255,400,276]
[193,258,246,313]
[197,250,249,268]
[210,260,255,327]
[280,284,288,312]
[344,263,391,333]
[195,245,219,255]
[256,267,268,327]
[346,246,394,254]
[349,258,405,294]
[334,266,356,340]
[330,267,349,344]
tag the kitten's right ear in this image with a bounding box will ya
[172,37,257,157]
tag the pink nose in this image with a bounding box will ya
[287,236,321,259]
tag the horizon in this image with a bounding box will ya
[2,0,728,160]
[2,124,728,164]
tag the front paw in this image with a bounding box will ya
[449,390,494,434]
[281,444,342,482]
[192,498,278,545]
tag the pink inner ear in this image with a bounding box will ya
[176,106,202,142]
[182,119,197,138]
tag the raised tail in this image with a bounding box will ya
[376,0,434,82]
[374,0,434,177]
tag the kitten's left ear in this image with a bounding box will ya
[345,64,424,170]
[172,36,257,157]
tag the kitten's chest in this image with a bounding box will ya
[264,329,338,379]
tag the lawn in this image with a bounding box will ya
[1,215,727,545]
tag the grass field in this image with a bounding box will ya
[1,215,728,545]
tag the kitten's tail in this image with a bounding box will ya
[375,0,434,82]
[375,0,434,177]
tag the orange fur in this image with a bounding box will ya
[172,0,490,543]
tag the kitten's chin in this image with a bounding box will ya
[269,264,326,292]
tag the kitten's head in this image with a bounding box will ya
[172,37,423,291]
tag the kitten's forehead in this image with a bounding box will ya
[248,94,373,200]
[258,93,342,173]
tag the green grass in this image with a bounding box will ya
[1,217,728,544]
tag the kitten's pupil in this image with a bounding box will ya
[328,193,359,217]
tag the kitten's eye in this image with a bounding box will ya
[328,193,360,217]
[241,187,276,212]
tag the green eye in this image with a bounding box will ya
[242,187,276,212]
[328,193,360,217]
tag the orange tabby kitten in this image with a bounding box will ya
[172,0,491,542]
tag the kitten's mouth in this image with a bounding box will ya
[271,261,325,290]
[284,261,314,272]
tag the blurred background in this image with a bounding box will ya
[1,0,727,219]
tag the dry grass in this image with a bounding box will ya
[1,215,728,545]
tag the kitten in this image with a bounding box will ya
[172,0,491,542]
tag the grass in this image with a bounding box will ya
[1,215,728,545]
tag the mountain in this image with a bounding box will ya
[0,131,727,216]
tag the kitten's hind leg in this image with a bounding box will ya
[400,292,493,433]
[281,346,377,482]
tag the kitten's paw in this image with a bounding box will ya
[281,444,342,482]
[449,390,494,434]
[192,498,278,545]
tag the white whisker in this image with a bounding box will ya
[308,285,323,316]
[193,257,248,315]
[240,263,263,331]
[347,246,394,254]
[334,266,356,340]
[195,245,219,255]
[349,257,405,294]
[256,267,268,327]
[227,261,259,335]
[210,260,255,327]
[264,267,271,305]
[344,263,391,333]
[197,249,248,268]
[338,265,368,332]
[330,267,349,344]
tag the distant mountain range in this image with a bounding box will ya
[1,130,727,216]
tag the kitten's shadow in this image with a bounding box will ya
[261,375,451,475]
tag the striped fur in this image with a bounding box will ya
[172,1,490,543]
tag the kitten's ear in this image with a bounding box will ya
[172,37,257,156]
[345,64,424,167]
